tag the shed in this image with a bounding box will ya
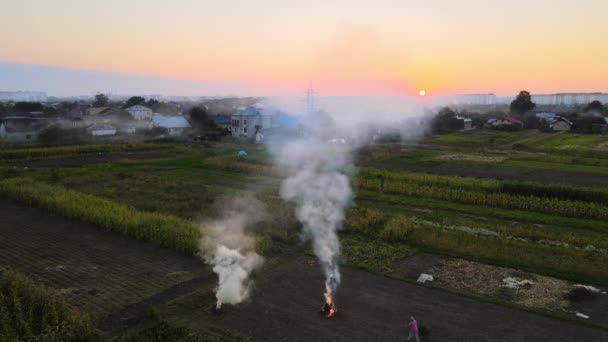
[152,114,191,135]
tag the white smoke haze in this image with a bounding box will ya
[265,95,433,305]
[276,140,353,299]
[199,196,266,308]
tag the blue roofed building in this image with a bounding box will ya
[231,107,272,139]
[535,112,559,120]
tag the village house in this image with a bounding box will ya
[126,105,153,120]
[212,114,232,131]
[0,117,49,142]
[487,116,523,130]
[87,125,117,137]
[550,117,573,132]
[456,115,473,130]
[152,114,191,135]
[231,107,272,139]
[86,107,116,116]
[535,112,559,121]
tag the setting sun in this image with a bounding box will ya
[419,90,426,96]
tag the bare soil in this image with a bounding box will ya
[215,257,607,341]
[361,161,608,187]
[0,198,211,336]
[393,254,608,326]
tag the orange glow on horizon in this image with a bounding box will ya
[1,1,607,96]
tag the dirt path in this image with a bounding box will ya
[361,161,608,187]
[5,150,178,168]
[0,198,211,336]
[216,257,607,342]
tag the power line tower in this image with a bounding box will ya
[306,81,315,114]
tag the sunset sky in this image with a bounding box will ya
[1,0,607,96]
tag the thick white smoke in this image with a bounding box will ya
[265,94,431,305]
[199,197,265,308]
[277,140,353,300]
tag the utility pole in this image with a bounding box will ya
[306,81,315,114]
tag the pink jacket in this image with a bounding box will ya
[408,320,418,334]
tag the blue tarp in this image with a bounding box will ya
[238,150,248,156]
[278,115,299,127]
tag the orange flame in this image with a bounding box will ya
[323,292,337,318]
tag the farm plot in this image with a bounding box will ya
[209,257,608,341]
[0,198,212,336]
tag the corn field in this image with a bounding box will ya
[356,178,608,220]
[359,168,608,204]
[0,267,95,341]
[0,178,200,255]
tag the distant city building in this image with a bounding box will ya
[126,105,153,120]
[454,94,497,105]
[455,92,608,106]
[531,93,608,106]
[0,91,48,102]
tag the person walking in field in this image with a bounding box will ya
[407,316,420,342]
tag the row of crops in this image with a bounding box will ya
[356,178,608,220]
[0,142,171,161]
[345,208,608,285]
[204,156,608,221]
[0,267,95,341]
[0,178,200,255]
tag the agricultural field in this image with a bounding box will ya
[1,131,607,341]
[360,130,608,187]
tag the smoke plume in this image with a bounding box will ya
[265,95,431,305]
[199,196,265,308]
[271,135,354,305]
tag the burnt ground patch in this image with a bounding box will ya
[0,198,211,337]
[214,257,607,342]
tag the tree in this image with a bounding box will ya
[189,106,218,133]
[124,96,146,108]
[431,107,464,134]
[146,98,160,107]
[93,94,109,107]
[524,113,540,129]
[144,126,169,137]
[14,102,44,113]
[38,125,82,145]
[584,101,606,114]
[510,91,536,116]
